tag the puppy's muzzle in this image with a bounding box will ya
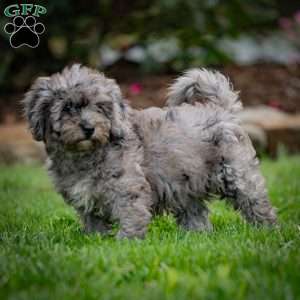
[80,121,95,139]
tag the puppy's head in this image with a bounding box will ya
[23,64,125,152]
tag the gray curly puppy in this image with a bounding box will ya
[23,65,277,238]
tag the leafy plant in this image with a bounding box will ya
[0,0,278,95]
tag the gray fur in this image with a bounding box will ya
[23,65,277,239]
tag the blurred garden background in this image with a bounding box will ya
[1,2,300,300]
[0,0,300,161]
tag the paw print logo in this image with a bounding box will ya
[4,16,45,48]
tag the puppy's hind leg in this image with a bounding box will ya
[217,125,277,225]
[176,200,213,232]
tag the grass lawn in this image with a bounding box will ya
[0,156,299,300]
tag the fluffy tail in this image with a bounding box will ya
[166,69,242,113]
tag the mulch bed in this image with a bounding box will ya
[118,64,300,113]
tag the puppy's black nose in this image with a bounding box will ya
[80,121,95,138]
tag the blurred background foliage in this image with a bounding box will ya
[0,0,299,94]
[0,0,300,158]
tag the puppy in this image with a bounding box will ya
[23,65,277,238]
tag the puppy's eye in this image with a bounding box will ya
[63,103,72,113]
[96,103,103,110]
[96,104,106,114]
[96,103,111,117]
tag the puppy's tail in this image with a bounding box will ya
[166,69,242,113]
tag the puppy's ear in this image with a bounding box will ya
[107,79,127,139]
[23,77,52,141]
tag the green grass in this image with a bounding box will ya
[0,156,300,300]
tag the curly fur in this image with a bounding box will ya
[166,68,242,113]
[23,65,277,238]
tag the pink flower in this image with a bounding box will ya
[129,83,142,95]
[279,17,292,30]
[267,100,282,110]
[294,11,300,24]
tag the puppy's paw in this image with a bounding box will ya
[182,221,213,233]
[116,230,145,240]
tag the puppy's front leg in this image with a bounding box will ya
[112,181,153,239]
[176,200,213,232]
[78,209,112,235]
[115,192,152,239]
